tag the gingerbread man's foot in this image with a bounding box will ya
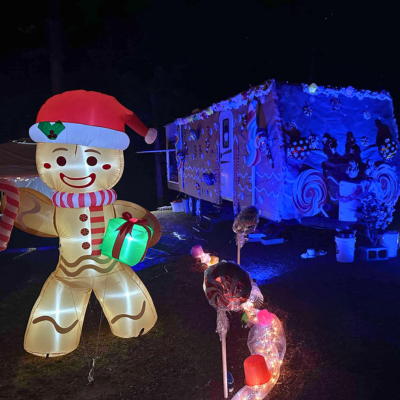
[24,273,91,357]
[94,267,157,338]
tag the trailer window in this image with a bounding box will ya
[168,150,179,183]
[222,118,229,148]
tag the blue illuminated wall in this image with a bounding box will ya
[275,82,400,221]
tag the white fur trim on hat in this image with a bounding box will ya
[145,128,157,144]
[29,122,130,150]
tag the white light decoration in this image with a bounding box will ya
[232,309,286,400]
[308,83,318,93]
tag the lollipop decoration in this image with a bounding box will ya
[204,261,252,398]
[204,262,286,400]
[363,110,371,120]
[246,100,261,167]
[376,164,400,205]
[233,206,259,264]
[292,170,327,217]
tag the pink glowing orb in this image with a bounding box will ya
[191,245,204,258]
[258,310,273,325]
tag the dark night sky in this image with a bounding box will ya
[1,0,398,207]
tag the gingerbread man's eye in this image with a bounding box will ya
[56,156,67,166]
[86,156,97,166]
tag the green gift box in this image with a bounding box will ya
[101,212,153,266]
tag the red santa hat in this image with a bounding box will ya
[29,90,157,150]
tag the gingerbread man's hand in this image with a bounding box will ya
[1,188,58,237]
[113,200,161,247]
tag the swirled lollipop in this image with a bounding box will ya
[376,164,400,205]
[233,206,259,257]
[233,206,259,236]
[292,170,327,216]
[204,261,252,312]
[204,261,253,398]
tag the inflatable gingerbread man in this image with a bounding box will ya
[1,90,161,357]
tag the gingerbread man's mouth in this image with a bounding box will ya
[60,173,96,188]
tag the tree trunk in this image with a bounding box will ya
[46,0,64,95]
[150,93,165,207]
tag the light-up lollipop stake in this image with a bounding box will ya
[232,206,259,264]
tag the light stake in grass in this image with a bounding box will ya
[233,206,259,265]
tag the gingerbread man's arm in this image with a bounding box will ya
[113,200,161,247]
[1,188,58,238]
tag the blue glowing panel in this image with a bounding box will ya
[275,83,400,221]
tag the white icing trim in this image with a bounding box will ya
[174,79,392,127]
[174,80,274,126]
[301,83,392,101]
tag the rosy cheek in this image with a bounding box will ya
[102,164,111,170]
[44,163,51,169]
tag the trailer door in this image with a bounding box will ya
[219,111,234,200]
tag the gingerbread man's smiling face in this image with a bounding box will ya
[36,142,124,193]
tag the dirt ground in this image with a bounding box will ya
[1,210,400,400]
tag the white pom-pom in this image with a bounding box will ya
[145,128,157,144]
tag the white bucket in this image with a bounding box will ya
[379,231,399,258]
[335,236,356,263]
[170,201,184,212]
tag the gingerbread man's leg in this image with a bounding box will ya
[24,272,92,357]
[93,266,157,338]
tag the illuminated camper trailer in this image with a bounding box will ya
[165,79,400,232]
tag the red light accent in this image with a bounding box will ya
[244,355,271,386]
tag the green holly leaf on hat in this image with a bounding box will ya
[38,121,65,140]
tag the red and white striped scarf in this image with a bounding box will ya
[51,189,117,208]
[52,189,117,256]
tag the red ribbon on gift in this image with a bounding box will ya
[112,212,152,262]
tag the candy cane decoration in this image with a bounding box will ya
[0,179,20,251]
